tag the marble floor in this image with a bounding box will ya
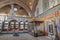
[0,33,51,40]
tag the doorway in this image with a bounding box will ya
[1,20,29,33]
[48,19,55,38]
[48,22,54,37]
[9,20,19,33]
[9,20,28,33]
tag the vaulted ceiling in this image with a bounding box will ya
[0,0,38,17]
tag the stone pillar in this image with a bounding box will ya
[27,23,30,32]
[34,21,38,37]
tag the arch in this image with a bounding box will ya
[9,20,17,23]
[9,20,18,30]
[31,0,39,16]
[0,0,31,17]
[9,20,18,27]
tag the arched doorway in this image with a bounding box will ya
[9,20,19,33]
[1,20,29,33]
[2,21,9,33]
[19,21,28,32]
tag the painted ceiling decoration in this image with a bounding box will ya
[0,0,38,17]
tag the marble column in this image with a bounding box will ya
[28,23,30,32]
[33,22,38,37]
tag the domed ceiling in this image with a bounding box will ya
[0,0,38,17]
[0,4,28,16]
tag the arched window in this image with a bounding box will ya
[49,0,58,8]
[25,22,28,29]
[35,8,39,16]
[20,21,24,29]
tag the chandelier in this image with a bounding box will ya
[8,3,17,19]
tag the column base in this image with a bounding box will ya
[34,33,38,37]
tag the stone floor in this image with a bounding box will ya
[0,33,51,40]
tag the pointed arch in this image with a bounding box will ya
[0,0,31,17]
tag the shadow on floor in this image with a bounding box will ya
[55,37,60,40]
